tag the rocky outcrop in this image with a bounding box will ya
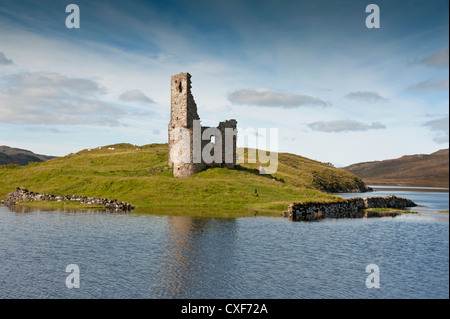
[1,187,134,212]
[312,175,373,193]
[287,195,416,221]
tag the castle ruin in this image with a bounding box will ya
[168,72,237,178]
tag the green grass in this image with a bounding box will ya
[0,143,369,216]
[440,210,449,214]
[364,207,419,214]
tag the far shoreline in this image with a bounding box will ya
[368,185,449,193]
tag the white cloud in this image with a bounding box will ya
[433,136,449,144]
[0,52,13,65]
[308,120,386,133]
[423,117,449,132]
[423,116,449,144]
[25,126,64,134]
[408,78,449,91]
[344,91,389,102]
[4,72,105,95]
[418,46,449,68]
[227,88,330,108]
[119,89,155,104]
[0,71,124,126]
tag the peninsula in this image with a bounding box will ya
[0,142,372,216]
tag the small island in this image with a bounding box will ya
[0,142,371,216]
[0,141,419,219]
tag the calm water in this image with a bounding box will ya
[0,188,448,299]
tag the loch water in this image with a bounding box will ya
[0,186,448,299]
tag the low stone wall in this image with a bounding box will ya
[362,196,416,209]
[288,196,416,221]
[1,187,134,212]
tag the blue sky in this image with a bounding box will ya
[0,0,448,166]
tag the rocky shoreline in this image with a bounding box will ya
[1,187,135,212]
[287,196,417,221]
[1,188,416,218]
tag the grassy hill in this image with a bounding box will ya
[0,146,57,166]
[343,149,449,188]
[0,143,371,216]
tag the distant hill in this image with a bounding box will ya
[0,146,57,166]
[343,149,449,188]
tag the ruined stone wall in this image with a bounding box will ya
[287,196,417,221]
[217,119,237,168]
[1,187,134,212]
[168,72,237,177]
[168,73,203,177]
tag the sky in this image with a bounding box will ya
[0,0,448,167]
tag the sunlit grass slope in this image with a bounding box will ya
[0,143,368,214]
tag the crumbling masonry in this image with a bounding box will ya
[168,72,237,177]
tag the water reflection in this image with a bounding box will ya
[149,216,238,298]
[6,204,115,214]
[0,205,448,299]
[6,205,41,213]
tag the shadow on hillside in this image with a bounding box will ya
[234,165,285,183]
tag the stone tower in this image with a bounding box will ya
[168,72,237,178]
[168,72,202,177]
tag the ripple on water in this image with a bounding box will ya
[0,207,448,299]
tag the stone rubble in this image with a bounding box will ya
[0,187,134,212]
